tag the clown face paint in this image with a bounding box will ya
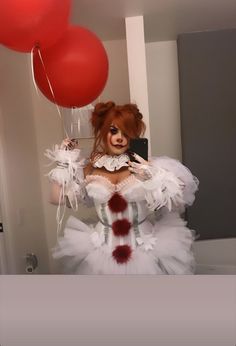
[106,124,129,156]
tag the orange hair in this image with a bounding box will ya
[90,101,146,157]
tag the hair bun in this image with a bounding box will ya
[123,103,143,120]
[94,101,115,117]
[133,105,143,120]
[136,110,143,120]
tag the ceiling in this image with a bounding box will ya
[71,0,236,42]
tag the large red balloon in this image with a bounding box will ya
[0,0,71,52]
[33,26,109,108]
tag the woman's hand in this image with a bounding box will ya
[128,153,153,181]
[60,138,79,151]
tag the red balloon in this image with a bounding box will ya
[33,26,109,108]
[0,0,71,52]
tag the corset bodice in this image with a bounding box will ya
[85,174,153,259]
[85,174,149,221]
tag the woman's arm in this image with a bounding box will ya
[129,154,199,212]
[49,181,64,205]
[45,139,91,209]
[49,163,93,207]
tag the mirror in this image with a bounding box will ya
[0,23,235,274]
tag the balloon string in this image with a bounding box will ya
[30,45,69,138]
[30,47,40,97]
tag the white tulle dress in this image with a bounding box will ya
[46,147,199,275]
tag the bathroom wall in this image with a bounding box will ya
[0,47,50,274]
[146,40,182,160]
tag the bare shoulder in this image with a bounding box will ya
[83,162,93,177]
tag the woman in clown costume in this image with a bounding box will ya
[46,101,199,274]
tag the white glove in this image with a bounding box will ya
[128,153,153,181]
[45,139,83,186]
[60,138,79,151]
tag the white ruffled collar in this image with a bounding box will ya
[92,153,130,171]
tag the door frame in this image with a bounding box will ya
[0,108,15,274]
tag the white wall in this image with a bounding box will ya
[101,39,130,103]
[146,40,182,160]
[0,47,50,274]
[125,16,151,151]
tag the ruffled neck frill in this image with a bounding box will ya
[92,153,130,172]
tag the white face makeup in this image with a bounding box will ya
[106,124,129,156]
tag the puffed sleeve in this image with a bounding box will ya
[45,145,93,209]
[143,156,199,212]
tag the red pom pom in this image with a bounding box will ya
[108,192,127,213]
[112,245,132,264]
[112,219,131,237]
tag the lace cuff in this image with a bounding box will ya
[153,157,199,205]
[143,157,199,212]
[45,145,84,185]
[143,166,185,211]
[45,145,89,208]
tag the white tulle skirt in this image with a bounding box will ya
[52,212,196,275]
